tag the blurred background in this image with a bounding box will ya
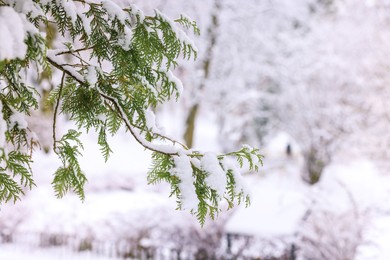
[2,0,390,259]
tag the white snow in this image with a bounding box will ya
[155,9,198,53]
[0,6,27,61]
[171,152,198,210]
[225,170,308,238]
[101,0,127,24]
[201,153,226,198]
[117,27,133,51]
[78,13,92,36]
[144,109,157,130]
[85,66,98,85]
[9,112,28,130]
[129,4,145,24]
[57,0,77,25]
[47,50,85,84]
[221,157,248,194]
[8,0,44,19]
[166,69,184,96]
[0,244,118,260]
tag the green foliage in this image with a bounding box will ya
[0,173,24,203]
[148,147,263,225]
[0,0,263,225]
[0,150,35,203]
[175,15,201,36]
[147,152,175,185]
[52,130,86,200]
[226,145,264,172]
[0,31,43,204]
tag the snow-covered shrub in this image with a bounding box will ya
[100,207,227,259]
[0,203,28,243]
[224,234,293,260]
[297,209,364,260]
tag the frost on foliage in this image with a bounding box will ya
[0,6,27,60]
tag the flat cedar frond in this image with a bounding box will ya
[0,0,263,226]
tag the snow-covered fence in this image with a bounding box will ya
[1,231,225,259]
[222,233,295,260]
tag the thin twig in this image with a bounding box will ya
[55,46,95,56]
[103,99,187,149]
[48,56,183,155]
[48,49,194,156]
[53,72,66,152]
[47,57,85,85]
[99,92,179,155]
[107,100,187,149]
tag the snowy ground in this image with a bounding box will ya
[0,244,119,260]
[0,113,222,259]
[1,117,390,259]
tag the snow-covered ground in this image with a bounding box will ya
[1,116,390,259]
[0,244,119,260]
[0,113,224,259]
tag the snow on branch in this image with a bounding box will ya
[0,0,263,225]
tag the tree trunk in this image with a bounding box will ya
[182,0,221,147]
[183,104,199,148]
[304,150,327,184]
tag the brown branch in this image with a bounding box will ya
[47,53,185,156]
[53,72,66,152]
[47,56,85,85]
[48,54,103,89]
[55,46,95,56]
[99,92,179,155]
[103,99,187,150]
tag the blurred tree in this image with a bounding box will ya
[182,0,221,148]
[203,0,372,183]
[273,0,377,183]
